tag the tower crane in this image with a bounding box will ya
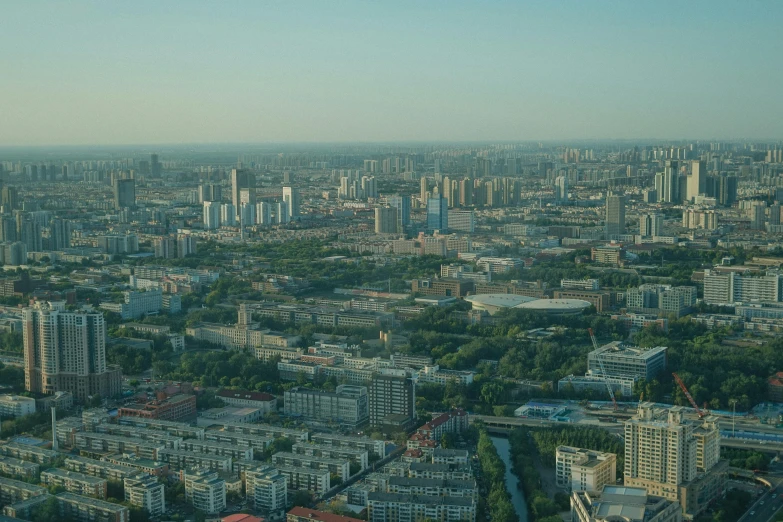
[672,372,706,418]
[588,328,618,411]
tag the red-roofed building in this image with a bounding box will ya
[769,372,783,402]
[401,448,426,463]
[223,515,264,522]
[287,507,364,522]
[216,389,278,413]
[416,408,468,441]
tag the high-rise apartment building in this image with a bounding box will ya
[555,176,569,202]
[369,371,416,430]
[150,153,161,177]
[49,218,71,250]
[687,161,706,202]
[387,195,410,232]
[277,201,290,224]
[203,201,220,230]
[624,404,725,518]
[605,194,625,237]
[231,169,253,215]
[426,194,448,232]
[220,203,236,227]
[113,179,136,209]
[282,186,300,218]
[625,405,697,497]
[256,202,272,225]
[23,301,121,402]
[374,207,398,234]
[1,186,19,211]
[640,213,663,237]
[198,183,222,203]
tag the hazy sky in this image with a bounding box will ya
[2,1,782,145]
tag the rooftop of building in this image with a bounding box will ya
[388,476,476,488]
[216,389,276,402]
[56,492,128,511]
[590,341,668,358]
[367,492,474,506]
[41,468,107,484]
[287,507,364,522]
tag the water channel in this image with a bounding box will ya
[490,436,529,522]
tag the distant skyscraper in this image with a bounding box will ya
[49,219,71,250]
[151,154,161,177]
[177,234,197,258]
[555,176,569,203]
[640,213,663,237]
[387,195,410,233]
[426,194,448,232]
[113,179,136,209]
[282,186,300,218]
[374,206,398,234]
[459,178,473,207]
[240,187,256,208]
[231,169,253,215]
[1,186,19,211]
[0,216,17,242]
[20,220,42,252]
[239,202,256,228]
[276,201,290,224]
[256,202,272,225]
[717,175,737,207]
[198,183,222,203]
[420,177,429,205]
[605,194,626,237]
[203,201,220,230]
[687,160,706,202]
[221,203,237,227]
[23,301,121,402]
[770,204,782,226]
[361,176,377,199]
[751,202,766,230]
[662,160,680,203]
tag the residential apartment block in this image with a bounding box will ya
[555,446,617,493]
[284,385,369,429]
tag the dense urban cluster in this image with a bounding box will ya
[0,141,783,522]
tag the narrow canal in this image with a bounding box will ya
[490,436,529,522]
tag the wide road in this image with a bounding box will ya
[739,478,783,522]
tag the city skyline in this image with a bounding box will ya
[2,1,783,146]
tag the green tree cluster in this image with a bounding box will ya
[508,428,561,521]
[476,429,517,522]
